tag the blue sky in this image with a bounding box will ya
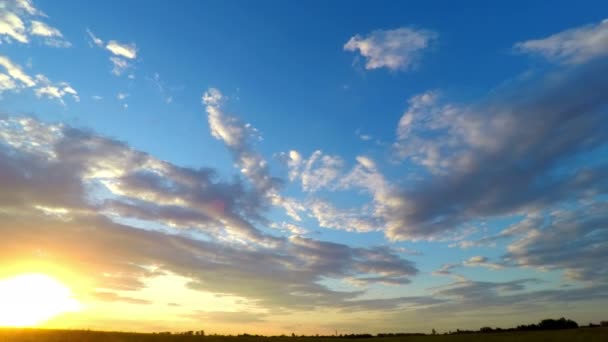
[1,0,608,334]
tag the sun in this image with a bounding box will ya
[0,273,81,327]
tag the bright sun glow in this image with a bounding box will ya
[0,273,81,327]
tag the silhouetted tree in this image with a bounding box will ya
[538,317,578,330]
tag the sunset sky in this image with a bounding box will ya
[1,0,608,335]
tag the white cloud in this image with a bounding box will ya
[396,91,438,140]
[515,18,608,64]
[30,20,70,47]
[34,74,79,104]
[202,88,280,199]
[462,256,503,270]
[86,28,104,47]
[0,10,28,43]
[106,40,137,59]
[117,92,129,100]
[29,20,59,37]
[86,30,138,76]
[0,55,35,87]
[286,150,343,192]
[110,56,131,76]
[0,55,77,104]
[434,256,503,278]
[355,129,373,141]
[0,72,17,92]
[393,91,466,175]
[309,199,380,233]
[148,72,173,104]
[344,27,437,71]
[14,0,40,15]
[0,1,69,47]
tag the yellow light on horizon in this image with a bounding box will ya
[0,273,81,327]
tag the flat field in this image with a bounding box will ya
[0,328,607,342]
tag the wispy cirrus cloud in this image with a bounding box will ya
[86,28,103,47]
[344,27,437,71]
[515,18,608,64]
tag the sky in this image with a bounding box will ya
[1,0,608,335]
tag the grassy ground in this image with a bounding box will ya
[0,328,607,342]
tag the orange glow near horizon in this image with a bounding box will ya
[0,273,82,327]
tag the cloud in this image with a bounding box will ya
[189,311,267,324]
[503,201,608,283]
[422,277,608,317]
[0,55,78,103]
[106,40,137,59]
[0,115,420,313]
[284,150,343,192]
[203,88,318,226]
[148,72,174,104]
[86,28,104,47]
[0,10,28,43]
[309,199,381,233]
[278,151,396,235]
[344,27,437,71]
[435,256,503,277]
[29,20,70,47]
[355,129,373,141]
[0,0,69,47]
[0,55,35,87]
[203,88,281,201]
[85,30,137,76]
[110,56,131,76]
[33,74,79,104]
[0,72,17,92]
[515,18,608,64]
[92,291,152,305]
[279,154,395,233]
[384,60,608,240]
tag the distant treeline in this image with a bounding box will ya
[164,317,607,337]
[446,317,580,335]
